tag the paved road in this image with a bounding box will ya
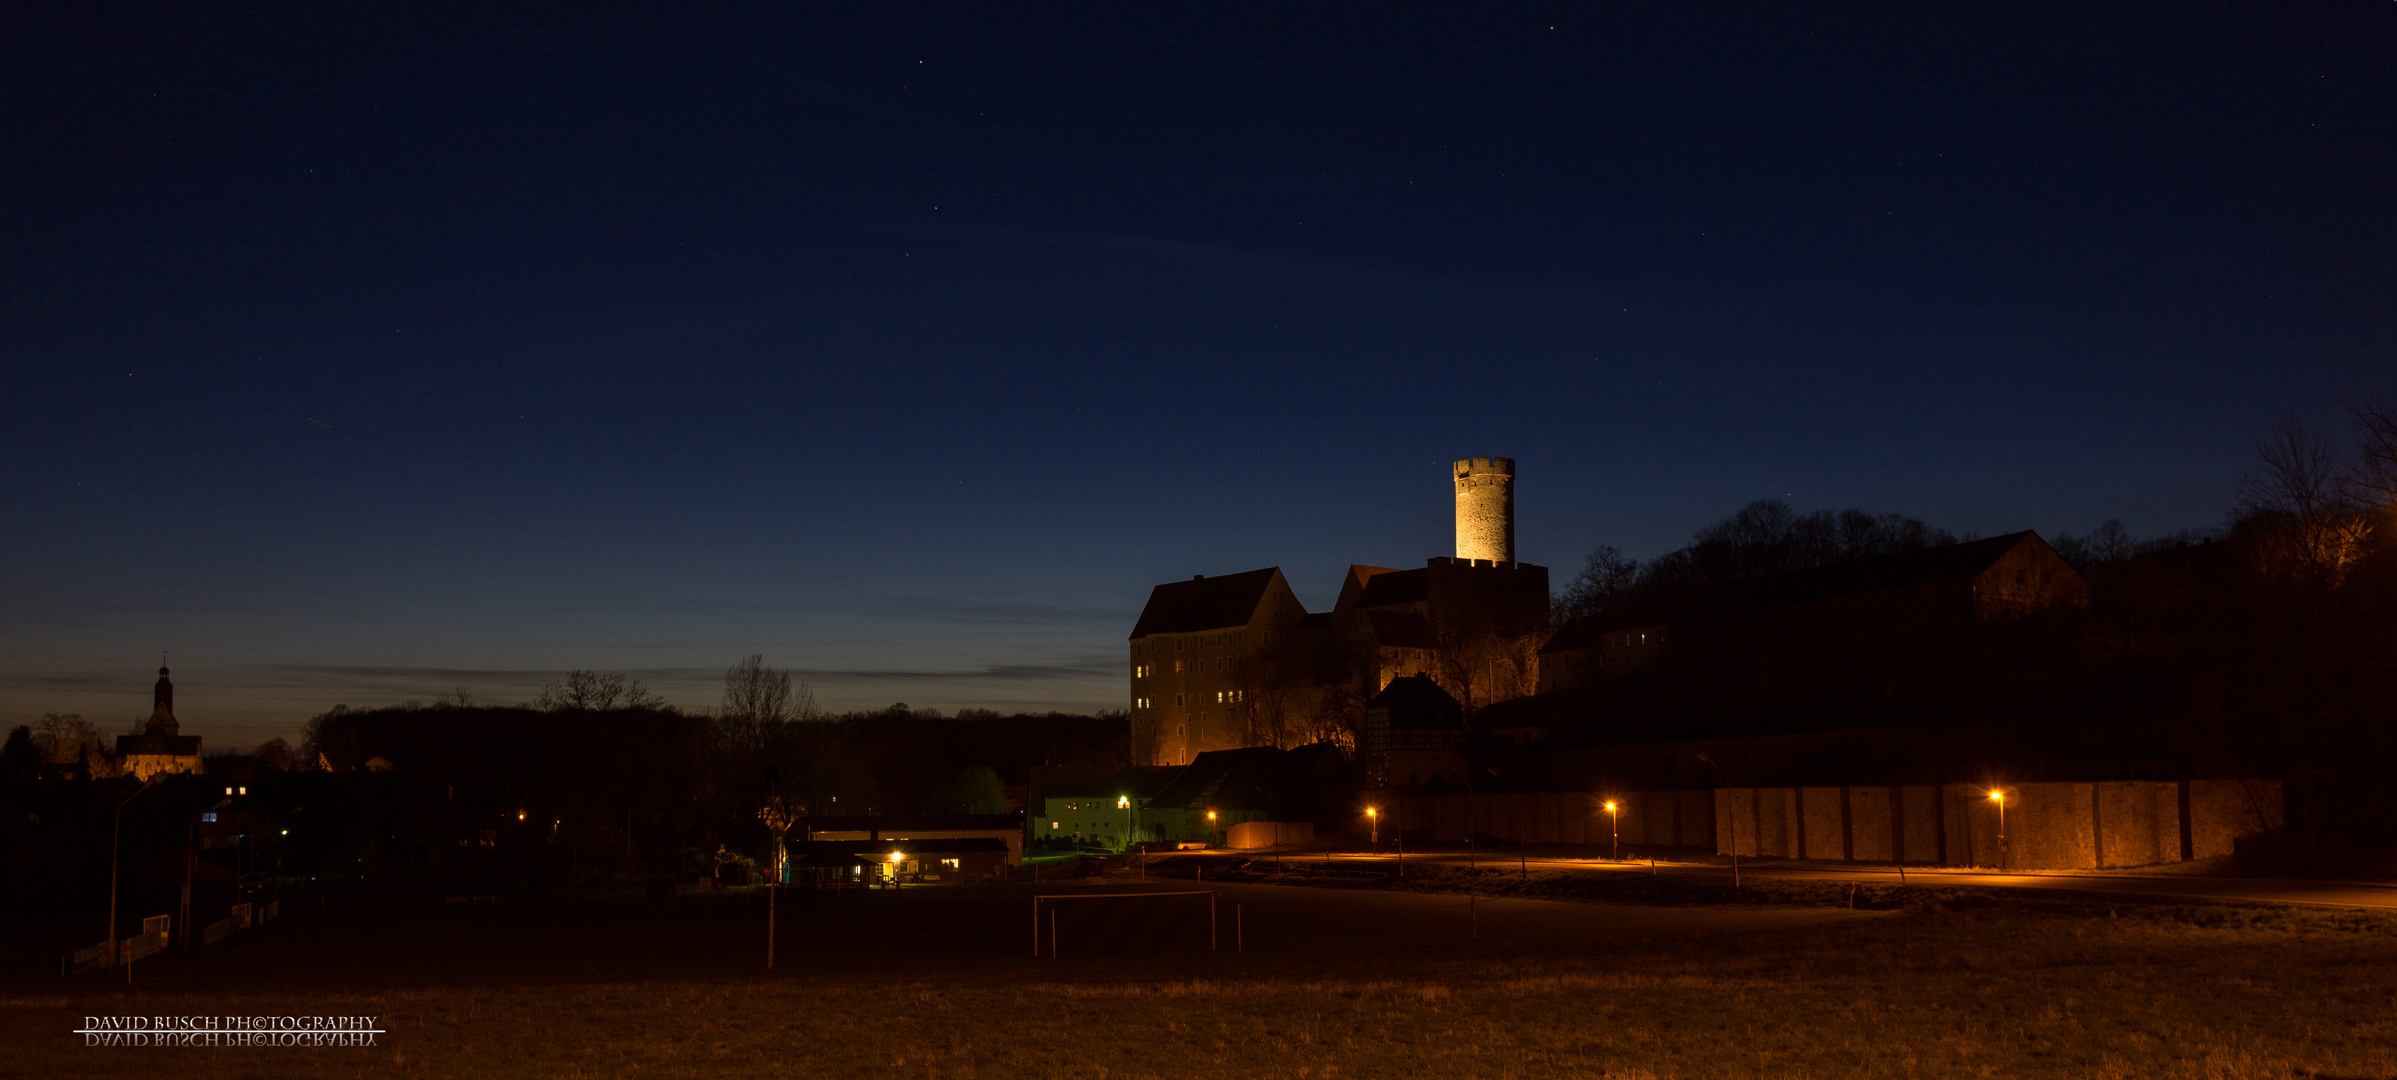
[1194,850,2397,910]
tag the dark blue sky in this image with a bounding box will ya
[5,3,2392,745]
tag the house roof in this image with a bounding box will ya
[1541,533,2046,653]
[1145,744,1332,814]
[1368,675,1464,729]
[1130,567,1284,638]
[1038,767,1181,803]
[787,838,1010,864]
[799,814,1021,833]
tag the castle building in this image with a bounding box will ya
[116,666,204,781]
[1126,568,1313,766]
[1128,457,1548,766]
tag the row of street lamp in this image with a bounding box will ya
[1083,781,2016,867]
[1354,789,2014,869]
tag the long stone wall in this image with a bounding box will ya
[1722,779,2282,869]
[1370,778,2282,870]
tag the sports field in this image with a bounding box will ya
[7,875,2395,1078]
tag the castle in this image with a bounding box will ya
[1127,457,1549,766]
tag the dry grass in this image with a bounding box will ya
[8,891,2395,1079]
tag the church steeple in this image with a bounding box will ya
[148,666,178,737]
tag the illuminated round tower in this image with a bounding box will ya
[1453,456,1515,563]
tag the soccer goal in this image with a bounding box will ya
[1033,891,1216,957]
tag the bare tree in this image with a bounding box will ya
[535,670,665,711]
[2239,415,2373,582]
[255,737,295,771]
[2351,401,2397,509]
[33,713,98,764]
[721,654,795,725]
[1556,545,1640,624]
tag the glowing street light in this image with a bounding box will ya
[1604,801,1620,861]
[1118,795,1132,853]
[1987,789,2011,871]
[1366,806,1379,850]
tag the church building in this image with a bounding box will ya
[116,666,204,780]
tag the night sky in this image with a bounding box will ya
[5,4,2392,746]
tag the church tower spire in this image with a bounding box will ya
[148,666,178,737]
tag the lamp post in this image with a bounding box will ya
[1988,789,2010,871]
[1604,801,1619,861]
[1366,807,1378,852]
[1206,809,1217,848]
[108,777,162,972]
[1696,753,1740,889]
[1118,795,1131,854]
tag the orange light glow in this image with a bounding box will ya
[1604,801,1617,813]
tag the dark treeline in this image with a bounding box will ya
[290,661,1127,888]
[1546,407,2397,846]
[1556,501,1961,623]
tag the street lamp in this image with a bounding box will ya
[1206,809,1217,848]
[1988,789,2010,870]
[1604,801,1619,861]
[1118,795,1131,853]
[1366,806,1379,851]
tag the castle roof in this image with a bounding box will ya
[1541,532,2052,654]
[1130,567,1285,637]
[1353,567,1427,609]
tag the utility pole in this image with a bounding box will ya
[108,778,162,970]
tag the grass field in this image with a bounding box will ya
[7,874,2395,1079]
